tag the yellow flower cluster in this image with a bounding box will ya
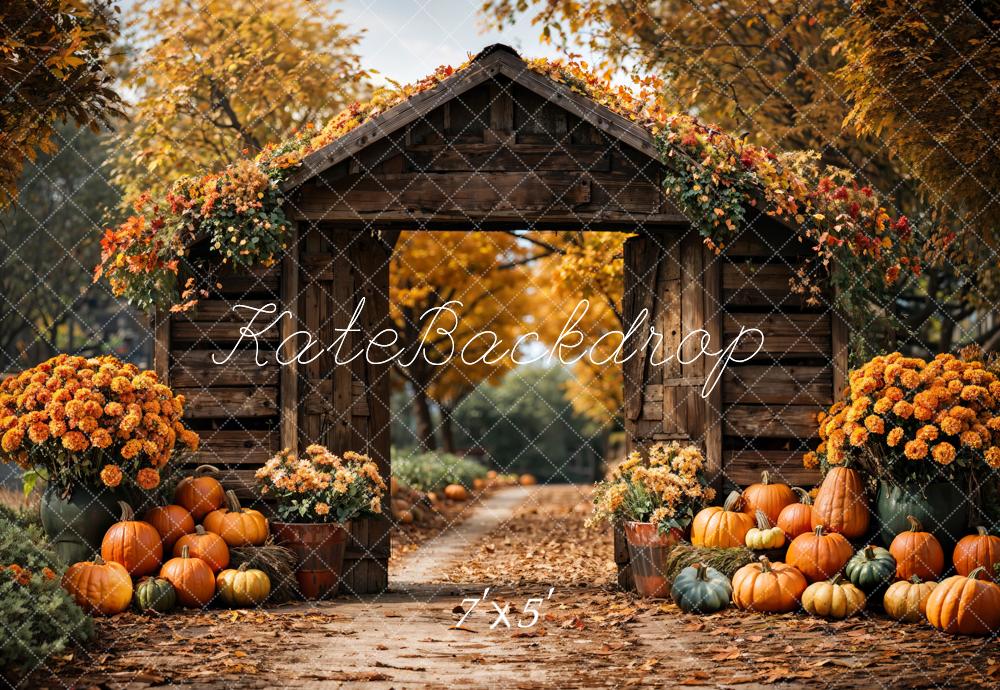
[589,442,715,530]
[256,445,386,522]
[0,354,199,489]
[806,352,1000,471]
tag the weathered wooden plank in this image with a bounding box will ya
[209,265,281,295]
[722,449,821,487]
[198,430,280,466]
[722,215,808,257]
[485,81,514,144]
[680,233,707,444]
[622,234,662,423]
[723,312,831,357]
[171,350,278,387]
[171,300,277,345]
[179,387,278,419]
[722,404,819,438]
[401,143,612,173]
[153,312,170,386]
[301,380,370,417]
[703,247,723,486]
[831,301,850,402]
[722,263,827,308]
[280,227,300,455]
[722,365,833,406]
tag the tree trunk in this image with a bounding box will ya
[440,405,456,454]
[412,385,437,452]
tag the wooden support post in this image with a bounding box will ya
[279,224,299,455]
[153,311,170,386]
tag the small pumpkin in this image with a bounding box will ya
[889,515,944,581]
[160,545,216,608]
[731,556,807,613]
[174,525,230,573]
[518,474,537,486]
[777,487,814,539]
[801,575,866,619]
[925,567,1000,636]
[101,501,163,577]
[174,464,225,521]
[143,504,195,552]
[62,555,133,616]
[845,545,897,593]
[953,526,1000,581]
[204,490,269,547]
[811,466,869,538]
[741,471,796,525]
[444,484,469,501]
[691,491,755,548]
[786,525,853,583]
[133,576,177,613]
[670,563,732,614]
[745,510,785,550]
[883,576,936,623]
[216,563,272,607]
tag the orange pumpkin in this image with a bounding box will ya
[444,484,469,501]
[174,464,225,521]
[741,471,796,525]
[786,525,853,583]
[731,556,807,613]
[100,501,163,577]
[925,567,1000,636]
[160,545,216,608]
[953,526,1000,581]
[203,490,269,547]
[889,515,944,581]
[143,504,195,552]
[811,466,869,538]
[777,487,814,539]
[62,556,133,615]
[691,491,755,548]
[174,525,230,573]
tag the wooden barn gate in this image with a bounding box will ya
[154,45,843,594]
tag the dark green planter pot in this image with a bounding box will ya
[40,484,124,566]
[876,480,969,549]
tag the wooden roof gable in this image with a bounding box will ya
[280,44,661,191]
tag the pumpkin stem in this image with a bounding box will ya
[792,487,812,506]
[754,510,772,530]
[723,490,743,512]
[195,525,207,536]
[238,562,249,573]
[908,575,924,584]
[94,555,105,565]
[976,526,989,537]
[758,556,772,573]
[760,470,771,486]
[117,501,135,522]
[194,464,220,476]
[813,525,825,537]
[224,489,243,513]
[906,515,923,533]
[863,545,876,561]
[967,566,989,581]
[180,545,190,559]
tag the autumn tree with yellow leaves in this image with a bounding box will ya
[112,0,368,200]
[0,0,123,209]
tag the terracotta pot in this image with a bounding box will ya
[271,521,349,600]
[624,521,683,598]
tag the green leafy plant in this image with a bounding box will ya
[391,449,488,493]
[0,510,94,680]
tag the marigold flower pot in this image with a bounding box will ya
[876,480,969,550]
[623,521,683,598]
[40,484,124,566]
[271,521,349,599]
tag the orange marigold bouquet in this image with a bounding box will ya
[588,442,715,533]
[256,445,386,524]
[805,352,1000,483]
[0,354,199,493]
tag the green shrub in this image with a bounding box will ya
[0,508,94,680]
[392,449,488,492]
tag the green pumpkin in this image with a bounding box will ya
[845,545,897,593]
[133,576,177,613]
[670,563,732,614]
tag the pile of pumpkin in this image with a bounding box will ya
[673,470,1000,636]
[61,469,273,615]
[389,471,534,524]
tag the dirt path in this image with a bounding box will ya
[35,485,1000,689]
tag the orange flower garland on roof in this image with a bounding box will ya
[94,52,926,311]
[805,352,1000,482]
[0,354,199,493]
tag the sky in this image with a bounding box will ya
[336,0,579,85]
